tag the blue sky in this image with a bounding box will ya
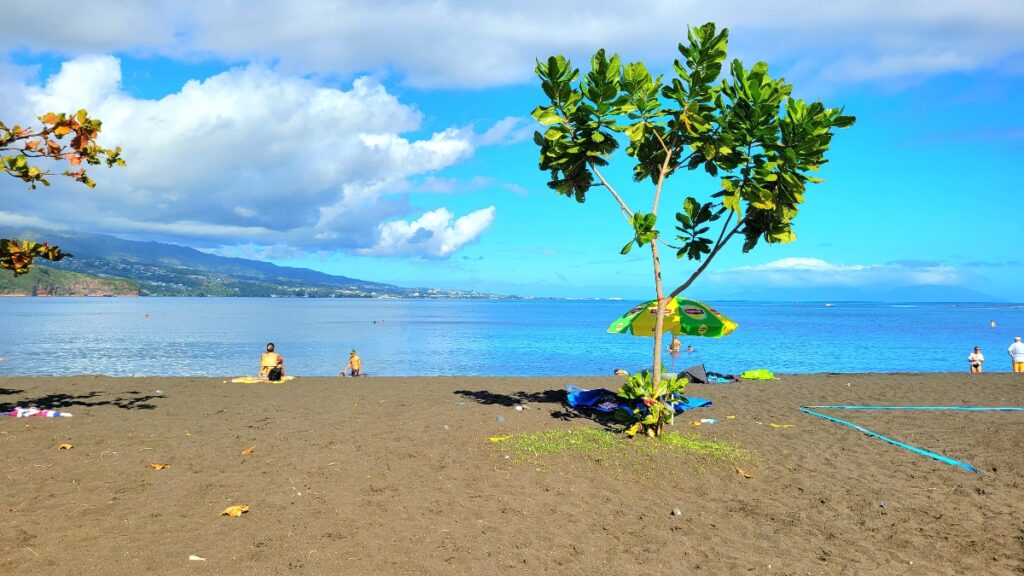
[1,1,1022,300]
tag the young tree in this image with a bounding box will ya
[532,23,854,435]
[1,110,124,274]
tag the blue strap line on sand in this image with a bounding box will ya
[805,405,1024,412]
[798,406,984,474]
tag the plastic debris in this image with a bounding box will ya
[736,467,754,479]
[488,436,511,443]
[699,418,717,425]
[188,555,206,561]
[149,463,170,470]
[769,423,795,429]
[57,443,73,450]
[241,446,256,456]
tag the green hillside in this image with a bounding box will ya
[0,227,506,298]
[0,265,139,296]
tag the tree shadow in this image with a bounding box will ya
[454,389,565,407]
[0,387,25,396]
[1,390,164,412]
[454,388,622,431]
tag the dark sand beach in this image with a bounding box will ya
[2,374,1022,575]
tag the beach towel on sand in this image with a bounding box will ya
[231,376,296,384]
[738,369,776,380]
[565,384,711,414]
[5,406,72,417]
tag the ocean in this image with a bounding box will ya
[1,298,1022,377]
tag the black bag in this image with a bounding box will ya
[267,366,283,381]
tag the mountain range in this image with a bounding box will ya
[0,227,500,298]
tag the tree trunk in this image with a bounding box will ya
[650,240,666,427]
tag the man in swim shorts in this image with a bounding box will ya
[1009,337,1024,373]
[260,343,285,380]
[341,349,362,377]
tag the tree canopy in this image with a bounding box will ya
[1,110,124,274]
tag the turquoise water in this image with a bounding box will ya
[1,298,1022,376]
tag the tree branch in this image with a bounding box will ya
[590,163,634,222]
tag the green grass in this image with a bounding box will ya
[502,427,749,464]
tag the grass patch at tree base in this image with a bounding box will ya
[502,427,750,466]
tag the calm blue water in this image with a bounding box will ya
[1,298,1022,377]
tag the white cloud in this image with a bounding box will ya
[476,116,536,146]
[0,55,494,255]
[361,206,496,257]
[707,257,961,287]
[1,1,1022,88]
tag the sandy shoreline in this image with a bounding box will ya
[2,373,1022,575]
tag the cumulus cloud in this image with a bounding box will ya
[0,55,496,256]
[361,206,496,257]
[706,257,961,287]
[1,1,1022,88]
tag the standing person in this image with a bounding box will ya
[968,346,984,373]
[341,349,362,377]
[668,336,682,353]
[260,343,285,381]
[1009,337,1024,373]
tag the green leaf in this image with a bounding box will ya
[531,106,563,126]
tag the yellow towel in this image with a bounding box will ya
[230,376,295,384]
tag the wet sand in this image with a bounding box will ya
[1,373,1022,575]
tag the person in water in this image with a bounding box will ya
[968,346,984,373]
[668,336,682,353]
[260,343,285,380]
[341,349,362,377]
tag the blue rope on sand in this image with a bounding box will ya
[799,405,1024,474]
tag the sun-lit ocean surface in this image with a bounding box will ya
[1,298,1022,377]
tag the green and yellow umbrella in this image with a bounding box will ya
[607,297,738,338]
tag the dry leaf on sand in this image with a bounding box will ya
[736,467,754,479]
[57,443,73,450]
[220,505,250,517]
[241,446,256,456]
[149,463,170,470]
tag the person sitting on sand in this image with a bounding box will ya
[341,349,362,377]
[968,346,984,373]
[260,343,285,381]
[668,336,682,353]
[1009,337,1024,373]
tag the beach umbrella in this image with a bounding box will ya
[607,296,738,338]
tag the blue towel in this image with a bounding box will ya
[565,384,711,414]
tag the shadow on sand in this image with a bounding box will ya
[453,388,621,430]
[0,387,164,413]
